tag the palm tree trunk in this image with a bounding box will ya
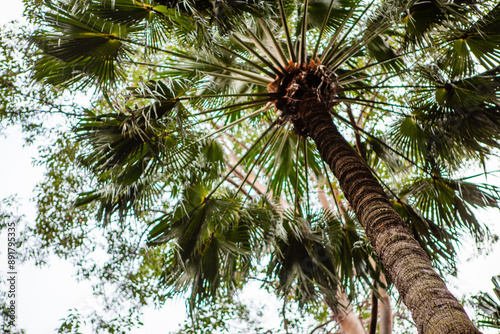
[299,99,480,334]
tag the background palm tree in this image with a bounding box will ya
[473,275,500,330]
[29,0,500,332]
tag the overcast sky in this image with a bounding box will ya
[1,2,500,334]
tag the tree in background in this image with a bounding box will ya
[472,275,500,331]
[3,0,500,333]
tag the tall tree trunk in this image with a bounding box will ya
[318,183,367,334]
[369,258,393,334]
[299,99,480,334]
[369,288,379,334]
[378,287,393,334]
[326,293,368,334]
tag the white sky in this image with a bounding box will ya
[1,2,500,334]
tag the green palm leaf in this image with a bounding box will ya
[268,207,374,306]
[401,0,474,49]
[392,67,500,167]
[32,1,132,87]
[149,188,277,309]
[474,275,500,329]
[438,3,500,77]
[399,176,498,239]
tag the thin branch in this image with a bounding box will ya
[233,125,282,198]
[309,319,336,334]
[228,163,264,196]
[320,0,364,64]
[294,136,302,216]
[338,69,409,86]
[345,103,365,159]
[336,97,413,110]
[304,137,310,214]
[206,119,278,199]
[200,107,270,142]
[245,124,284,201]
[321,0,376,65]
[341,84,436,91]
[224,176,253,199]
[248,276,275,285]
[331,18,394,72]
[125,40,274,83]
[339,99,410,117]
[191,99,272,118]
[265,126,291,200]
[300,0,309,65]
[213,42,277,78]
[233,32,285,76]
[369,288,379,334]
[331,112,430,176]
[259,18,289,66]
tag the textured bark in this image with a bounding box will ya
[299,98,480,334]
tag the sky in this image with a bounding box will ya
[1,2,500,334]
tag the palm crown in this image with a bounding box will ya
[31,0,500,332]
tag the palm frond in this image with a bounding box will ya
[32,1,132,88]
[393,67,500,167]
[474,275,500,329]
[268,206,373,307]
[149,188,278,309]
[399,176,499,241]
[401,0,476,49]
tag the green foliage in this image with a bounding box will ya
[57,310,85,334]
[31,1,133,88]
[174,294,266,334]
[0,21,78,142]
[22,135,90,262]
[473,275,500,329]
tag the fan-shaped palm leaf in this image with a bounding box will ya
[32,1,134,87]
[149,188,277,309]
[474,275,500,329]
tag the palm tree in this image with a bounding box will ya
[474,275,500,330]
[30,0,500,333]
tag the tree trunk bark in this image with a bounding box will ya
[326,293,368,334]
[378,287,393,334]
[300,100,480,334]
[369,289,379,334]
[370,258,393,334]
